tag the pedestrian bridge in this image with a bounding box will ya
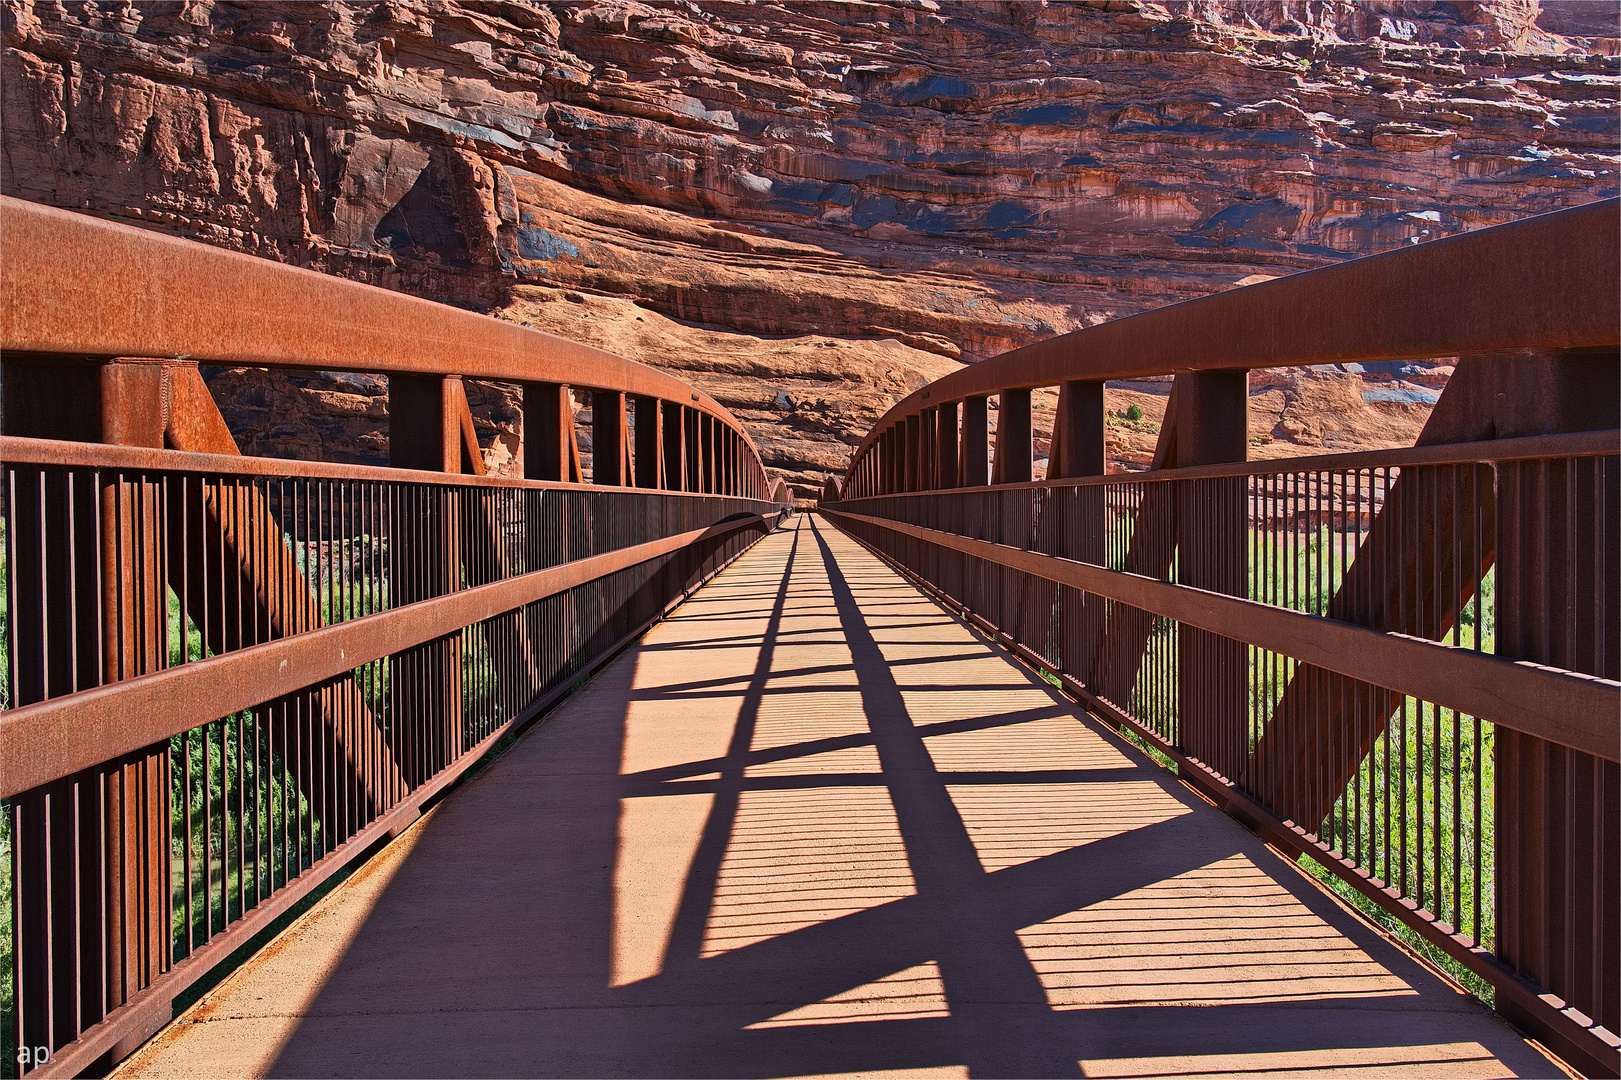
[1,196,1617,1079]
[111,516,1552,1078]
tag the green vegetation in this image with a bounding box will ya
[1,812,11,1080]
[293,533,389,626]
[1324,699,1495,953]
[1,515,11,1076]
[1110,403,1159,436]
[1300,852,1494,1004]
[1105,515,1500,1007]
[169,708,326,955]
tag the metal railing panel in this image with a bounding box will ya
[822,441,1619,1075]
[0,195,792,1075]
[2,449,788,1076]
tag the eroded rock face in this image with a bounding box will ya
[4,0,1616,491]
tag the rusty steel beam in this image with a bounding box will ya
[1051,381,1105,481]
[831,511,1618,1080]
[993,388,1033,485]
[0,512,781,799]
[18,514,783,1080]
[936,401,959,489]
[830,429,1621,500]
[818,508,1620,762]
[1085,378,1186,707]
[1171,371,1249,779]
[592,391,628,486]
[459,401,486,475]
[962,397,989,487]
[661,401,685,491]
[0,437,794,496]
[634,396,663,490]
[0,197,768,489]
[842,199,1619,479]
[522,383,575,483]
[1255,354,1619,831]
[161,364,404,816]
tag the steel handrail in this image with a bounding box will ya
[0,195,778,497]
[819,506,1619,761]
[832,428,1619,497]
[842,197,1619,484]
[0,435,765,494]
[0,511,785,798]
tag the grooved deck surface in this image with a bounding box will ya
[115,515,1556,1079]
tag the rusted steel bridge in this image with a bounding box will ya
[1,195,1616,1078]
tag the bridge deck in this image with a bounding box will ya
[117,515,1553,1079]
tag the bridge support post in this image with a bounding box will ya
[895,423,905,493]
[523,383,580,483]
[992,389,1032,485]
[1173,370,1249,777]
[698,413,712,493]
[389,374,467,792]
[661,402,685,490]
[391,374,471,473]
[711,415,720,493]
[2,358,179,1051]
[907,413,920,489]
[634,397,663,489]
[1053,381,1106,480]
[1053,381,1108,695]
[920,408,937,490]
[683,410,699,492]
[936,402,959,489]
[593,391,628,487]
[94,361,172,1041]
[1482,352,1620,1061]
[724,428,737,495]
[718,427,729,495]
[963,397,989,487]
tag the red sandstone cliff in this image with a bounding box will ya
[3,0,1616,490]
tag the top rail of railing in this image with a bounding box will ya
[842,197,1619,483]
[818,198,1621,1077]
[0,196,731,422]
[0,196,784,500]
[0,200,792,1080]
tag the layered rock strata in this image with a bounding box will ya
[4,0,1616,490]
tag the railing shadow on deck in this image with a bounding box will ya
[820,198,1621,1077]
[0,195,794,1079]
[248,518,1551,1080]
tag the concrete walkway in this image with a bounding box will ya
[117,514,1557,1079]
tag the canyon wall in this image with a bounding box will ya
[3,0,1617,490]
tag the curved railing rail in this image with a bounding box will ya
[822,199,1620,1077]
[0,197,791,1077]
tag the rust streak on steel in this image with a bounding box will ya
[0,197,750,438]
[819,508,1620,762]
[841,199,1620,477]
[0,512,782,799]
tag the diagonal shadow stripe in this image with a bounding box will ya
[798,513,1084,1079]
[233,515,1556,1080]
[659,516,806,973]
[623,704,1074,785]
